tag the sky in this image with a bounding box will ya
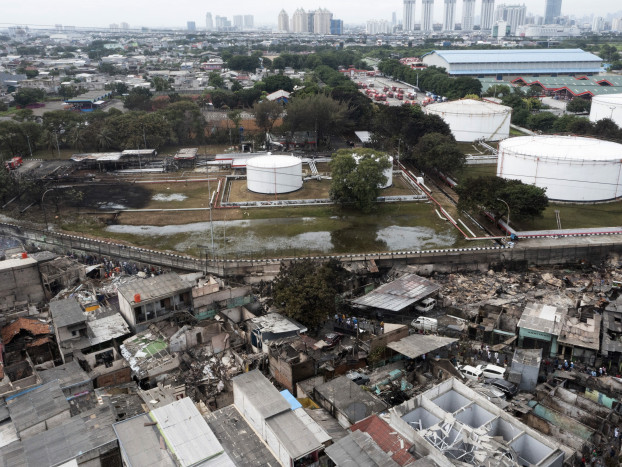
[1,0,621,30]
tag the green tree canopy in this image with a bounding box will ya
[329,148,392,212]
[208,72,224,88]
[284,94,349,147]
[13,88,45,107]
[566,98,591,113]
[123,87,153,111]
[456,176,548,223]
[270,259,350,331]
[412,132,465,174]
[262,74,294,93]
[253,99,283,134]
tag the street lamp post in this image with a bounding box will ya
[497,198,510,240]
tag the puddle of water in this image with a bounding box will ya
[98,202,127,210]
[107,215,462,257]
[152,193,188,202]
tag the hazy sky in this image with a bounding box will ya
[2,0,621,29]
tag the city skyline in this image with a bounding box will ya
[1,0,621,29]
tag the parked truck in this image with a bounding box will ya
[4,156,23,171]
[410,316,438,333]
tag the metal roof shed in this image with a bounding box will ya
[49,297,85,328]
[386,334,458,359]
[352,273,440,313]
[325,430,400,467]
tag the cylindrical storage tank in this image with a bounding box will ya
[246,155,302,194]
[353,154,393,188]
[589,94,622,127]
[425,99,512,142]
[497,135,622,202]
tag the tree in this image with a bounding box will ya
[150,76,172,91]
[253,100,283,134]
[123,87,152,111]
[262,74,294,93]
[208,72,224,88]
[329,148,391,213]
[483,84,511,98]
[456,176,548,223]
[270,259,350,330]
[13,88,45,107]
[526,112,558,132]
[284,94,349,147]
[566,98,591,114]
[412,133,465,174]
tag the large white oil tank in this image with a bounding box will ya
[425,99,512,142]
[353,153,393,188]
[589,94,622,127]
[497,135,622,202]
[246,155,302,194]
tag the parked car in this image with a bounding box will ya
[457,364,483,382]
[486,378,519,398]
[410,316,438,333]
[322,333,343,350]
[477,364,506,380]
[414,297,436,313]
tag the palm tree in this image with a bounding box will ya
[96,127,115,151]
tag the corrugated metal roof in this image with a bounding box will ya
[386,334,458,359]
[431,48,602,64]
[117,273,190,304]
[293,408,331,446]
[49,297,86,328]
[265,410,323,460]
[150,398,234,466]
[6,382,70,435]
[232,370,292,420]
[325,430,400,467]
[350,415,416,466]
[352,274,440,312]
[517,302,565,336]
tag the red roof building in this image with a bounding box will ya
[350,415,417,466]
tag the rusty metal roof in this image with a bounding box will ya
[1,318,51,345]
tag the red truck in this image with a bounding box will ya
[396,93,403,100]
[5,156,23,171]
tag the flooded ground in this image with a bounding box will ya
[106,206,489,258]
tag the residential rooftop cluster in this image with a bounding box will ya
[0,237,621,466]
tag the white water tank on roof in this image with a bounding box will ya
[589,93,622,127]
[425,99,512,142]
[246,155,302,194]
[497,135,622,202]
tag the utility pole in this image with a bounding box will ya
[497,198,510,241]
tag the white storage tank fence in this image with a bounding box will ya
[425,99,512,142]
[246,155,303,194]
[497,135,622,202]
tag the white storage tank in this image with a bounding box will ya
[425,99,512,142]
[353,153,393,188]
[246,155,302,194]
[589,94,622,127]
[497,135,622,202]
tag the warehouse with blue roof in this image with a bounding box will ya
[422,49,602,78]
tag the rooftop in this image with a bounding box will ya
[39,361,90,390]
[325,429,400,467]
[0,257,37,271]
[428,48,602,64]
[500,136,622,162]
[49,297,86,328]
[86,311,131,346]
[386,334,458,360]
[314,376,387,424]
[517,302,566,336]
[232,370,291,420]
[248,313,308,336]
[265,410,323,460]
[204,405,280,467]
[6,382,70,436]
[351,415,417,466]
[117,273,190,304]
[352,273,440,312]
[557,311,601,351]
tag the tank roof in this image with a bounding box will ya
[500,135,622,161]
[247,154,301,168]
[426,99,511,115]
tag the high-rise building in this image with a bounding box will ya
[233,15,243,29]
[292,8,308,33]
[544,0,562,24]
[592,16,604,33]
[244,15,254,29]
[613,17,622,32]
[367,19,392,34]
[403,0,416,31]
[422,0,434,32]
[120,22,130,30]
[462,0,476,31]
[443,0,456,31]
[481,0,495,29]
[278,10,289,32]
[330,19,343,35]
[314,8,332,35]
[206,12,213,31]
[187,21,196,32]
[494,4,526,34]
[392,11,397,27]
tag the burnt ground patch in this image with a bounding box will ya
[76,183,152,210]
